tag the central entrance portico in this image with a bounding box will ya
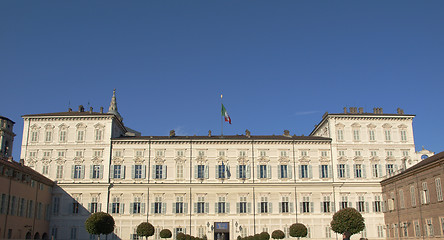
[214,222,229,240]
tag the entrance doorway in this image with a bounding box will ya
[214,222,229,240]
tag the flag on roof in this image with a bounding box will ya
[221,104,231,124]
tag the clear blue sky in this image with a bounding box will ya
[1,1,443,161]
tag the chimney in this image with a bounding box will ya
[373,108,383,114]
[68,108,72,112]
[359,107,363,114]
[349,107,357,113]
[397,108,404,114]
[78,105,84,112]
[169,130,176,138]
[245,129,251,138]
[100,107,104,113]
[283,130,290,137]
[343,107,347,113]
[89,107,93,113]
[208,130,212,137]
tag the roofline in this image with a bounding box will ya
[309,113,416,136]
[112,135,332,142]
[0,116,15,124]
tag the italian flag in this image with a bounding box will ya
[221,104,231,124]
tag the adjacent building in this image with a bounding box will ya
[19,91,425,240]
[0,116,54,239]
[381,151,444,239]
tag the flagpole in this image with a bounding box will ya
[221,94,223,137]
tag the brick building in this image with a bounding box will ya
[381,151,444,239]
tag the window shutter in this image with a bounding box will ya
[310,202,314,213]
[151,203,155,214]
[328,165,332,178]
[279,202,282,213]
[110,165,115,179]
[204,165,209,179]
[152,167,156,179]
[172,203,176,213]
[226,165,231,178]
[121,203,124,214]
[246,165,251,179]
[278,165,282,179]
[257,203,261,213]
[71,166,75,179]
[348,202,352,208]
[299,202,303,213]
[372,201,376,212]
[162,203,166,214]
[346,165,350,178]
[98,203,102,212]
[205,202,209,213]
[194,166,198,179]
[365,202,369,213]
[90,165,94,179]
[184,203,188,213]
[236,202,240,213]
[288,166,293,179]
[88,203,91,212]
[362,165,367,178]
[236,166,240,179]
[337,164,340,178]
[226,203,230,213]
[141,203,145,214]
[130,203,134,214]
[194,203,197,213]
[215,203,218,213]
[247,202,251,213]
[308,165,313,179]
[269,202,272,213]
[299,165,302,179]
[394,164,398,172]
[108,203,112,213]
[257,166,260,179]
[372,165,376,178]
[81,165,85,179]
[215,166,219,178]
[320,202,324,213]
[353,164,357,178]
[99,165,104,179]
[131,166,135,179]
[142,165,146,179]
[122,166,126,179]
[267,165,272,179]
[378,165,383,177]
[290,202,294,213]
[163,165,167,179]
[318,166,322,179]
[331,203,335,212]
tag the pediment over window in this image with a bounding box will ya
[367,123,376,128]
[92,158,103,165]
[175,157,186,164]
[351,123,361,128]
[76,123,87,128]
[44,124,55,129]
[337,156,348,162]
[335,123,345,128]
[30,124,40,130]
[398,124,407,129]
[58,123,69,129]
[94,123,105,128]
[382,123,392,128]
[278,156,290,164]
[112,159,124,165]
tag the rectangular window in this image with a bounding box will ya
[197,196,205,213]
[217,164,226,179]
[133,200,141,214]
[176,150,184,157]
[73,165,82,179]
[355,150,361,156]
[176,164,184,179]
[31,131,38,142]
[59,130,66,142]
[77,130,84,141]
[198,151,205,157]
[372,164,380,178]
[280,165,288,178]
[43,151,51,158]
[217,196,226,213]
[384,130,391,141]
[357,196,365,212]
[156,150,164,157]
[340,196,348,209]
[259,150,266,157]
[112,198,120,214]
[239,151,246,157]
[260,196,268,213]
[95,129,103,141]
[259,165,268,179]
[58,151,65,158]
[440,217,444,236]
[70,227,77,240]
[322,196,331,213]
[280,151,287,157]
[338,150,345,156]
[353,129,360,141]
[421,182,430,204]
[377,225,384,238]
[399,190,405,208]
[155,165,163,179]
[134,165,142,179]
[197,165,205,179]
[338,164,346,178]
[300,151,307,157]
[325,226,331,238]
[410,186,417,207]
[387,151,393,157]
[56,165,63,178]
[114,150,122,157]
[400,130,407,141]
[402,150,409,157]
[436,178,443,201]
[354,164,362,178]
[113,165,122,179]
[281,196,289,213]
[337,130,344,140]
[92,165,101,179]
[238,165,246,179]
[45,131,52,142]
[371,150,377,157]
[414,221,421,237]
[426,219,434,236]
[42,165,49,175]
[321,151,328,157]
[239,196,247,214]
[175,196,184,214]
[302,196,311,213]
[93,150,102,158]
[320,165,329,178]
[300,165,308,178]
[75,150,83,158]
[72,201,79,214]
[369,130,375,141]
[386,164,394,176]
[90,197,98,213]
[373,196,381,212]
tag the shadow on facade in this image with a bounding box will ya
[50,186,121,240]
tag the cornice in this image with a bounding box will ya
[111,139,331,145]
[25,116,114,122]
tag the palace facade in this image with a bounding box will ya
[20,91,423,240]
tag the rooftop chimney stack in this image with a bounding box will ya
[100,107,103,113]
[373,108,383,114]
[343,107,347,113]
[397,108,404,114]
[359,107,363,114]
